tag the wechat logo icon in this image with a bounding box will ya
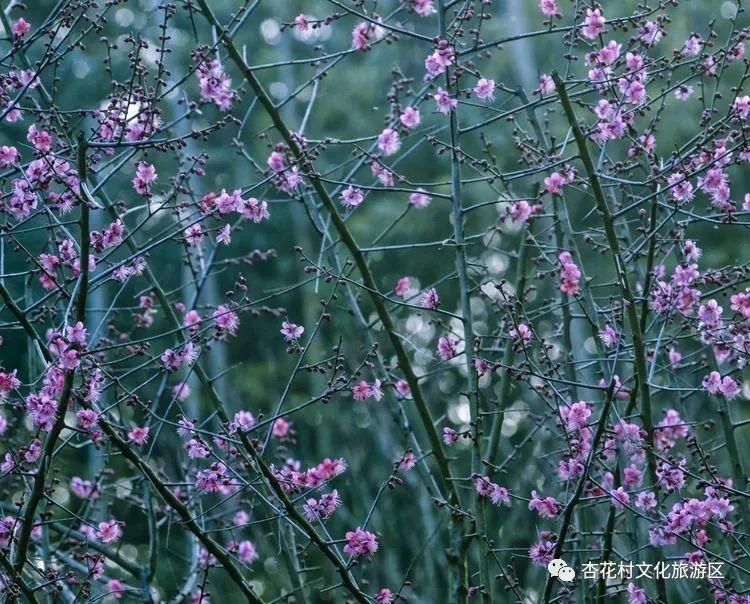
[547,558,576,583]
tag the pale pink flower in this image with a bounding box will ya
[294,14,310,31]
[409,189,431,208]
[538,0,559,17]
[581,8,605,40]
[544,172,566,195]
[97,519,122,544]
[599,324,618,348]
[280,321,304,342]
[400,107,421,128]
[128,426,149,446]
[473,78,495,101]
[394,277,411,297]
[421,287,440,309]
[341,185,364,208]
[377,128,401,156]
[107,579,126,599]
[434,87,457,114]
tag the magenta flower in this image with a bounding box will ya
[343,527,379,558]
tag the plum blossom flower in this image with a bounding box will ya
[409,189,431,208]
[538,74,555,95]
[344,527,378,557]
[12,18,31,38]
[197,59,234,111]
[528,491,561,518]
[538,0,560,17]
[437,336,458,360]
[230,410,256,433]
[341,185,364,208]
[376,589,395,604]
[473,78,495,101]
[303,490,341,521]
[97,519,122,544]
[544,172,566,195]
[394,277,411,297]
[377,128,400,156]
[294,14,309,31]
[433,87,457,114]
[132,162,156,195]
[421,287,440,309]
[443,427,459,445]
[558,252,581,296]
[474,475,510,506]
[127,426,149,446]
[352,379,383,401]
[280,321,304,342]
[237,540,259,564]
[400,107,421,128]
[581,8,605,40]
[610,487,631,510]
[599,324,618,348]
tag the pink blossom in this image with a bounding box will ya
[473,78,495,101]
[558,251,581,296]
[237,540,259,564]
[352,379,383,401]
[294,14,309,31]
[97,519,122,544]
[341,185,364,208]
[437,335,458,360]
[400,107,421,128]
[0,146,19,167]
[538,74,555,95]
[344,527,378,557]
[599,324,618,348]
[538,0,559,17]
[409,189,431,208]
[107,579,126,599]
[376,588,395,604]
[433,87,457,114]
[610,487,631,510]
[280,321,304,342]
[377,128,401,156]
[132,162,157,195]
[421,287,440,309]
[528,490,561,518]
[544,172,566,195]
[11,18,31,38]
[128,426,149,446]
[581,8,605,40]
[443,427,459,445]
[230,410,256,433]
[394,276,411,297]
[197,59,234,111]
